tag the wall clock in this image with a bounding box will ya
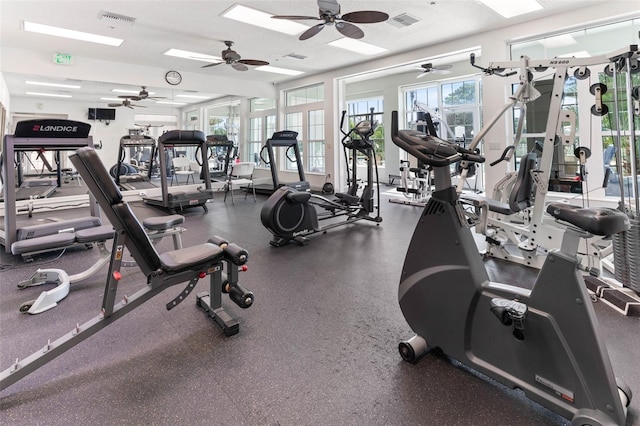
[165,70,182,86]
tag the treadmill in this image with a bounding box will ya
[254,130,309,195]
[0,147,59,202]
[1,119,99,253]
[115,134,158,191]
[143,130,215,213]
[204,134,235,181]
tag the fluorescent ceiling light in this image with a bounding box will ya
[163,48,221,63]
[255,65,304,76]
[156,101,187,106]
[112,88,155,95]
[23,21,124,46]
[328,39,388,56]
[175,94,210,99]
[26,80,80,89]
[538,34,577,49]
[26,92,72,98]
[222,4,308,35]
[100,97,122,101]
[477,0,543,18]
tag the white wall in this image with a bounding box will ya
[0,72,10,135]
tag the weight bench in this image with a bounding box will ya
[11,216,104,261]
[0,146,254,391]
[16,214,187,315]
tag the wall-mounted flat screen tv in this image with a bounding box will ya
[88,108,116,121]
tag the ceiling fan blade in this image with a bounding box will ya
[340,10,389,24]
[232,63,249,71]
[300,23,325,40]
[202,62,223,68]
[148,96,167,100]
[131,104,146,108]
[336,21,364,39]
[272,15,321,20]
[118,95,142,100]
[108,103,123,107]
[238,59,270,66]
[416,72,428,79]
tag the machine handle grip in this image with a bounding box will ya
[489,145,515,166]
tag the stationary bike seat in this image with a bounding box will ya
[546,203,630,236]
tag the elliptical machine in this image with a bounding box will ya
[390,111,632,426]
[260,109,382,247]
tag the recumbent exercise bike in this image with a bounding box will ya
[390,111,632,426]
[261,109,382,247]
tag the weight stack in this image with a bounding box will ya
[613,211,640,293]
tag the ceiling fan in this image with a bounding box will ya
[272,0,389,41]
[416,63,453,78]
[135,123,164,131]
[108,97,146,109]
[136,86,166,100]
[201,41,269,71]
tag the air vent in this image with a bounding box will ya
[387,13,420,28]
[98,11,136,25]
[284,53,307,60]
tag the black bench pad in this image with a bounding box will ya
[159,243,224,273]
[547,203,630,236]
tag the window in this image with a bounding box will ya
[308,109,325,173]
[286,84,324,106]
[403,79,481,143]
[285,112,303,171]
[600,71,640,197]
[249,98,276,166]
[347,98,384,167]
[510,18,640,196]
[282,83,325,174]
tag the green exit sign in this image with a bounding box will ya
[53,53,73,65]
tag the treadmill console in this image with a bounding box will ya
[14,119,91,138]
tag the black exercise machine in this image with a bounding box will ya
[1,119,100,254]
[143,130,215,213]
[203,134,235,180]
[260,109,382,247]
[254,130,309,194]
[0,146,254,391]
[113,134,158,191]
[390,111,632,426]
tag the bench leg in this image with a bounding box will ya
[195,267,239,336]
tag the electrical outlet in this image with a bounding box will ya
[489,143,501,150]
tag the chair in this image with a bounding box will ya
[171,155,195,185]
[224,162,256,204]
